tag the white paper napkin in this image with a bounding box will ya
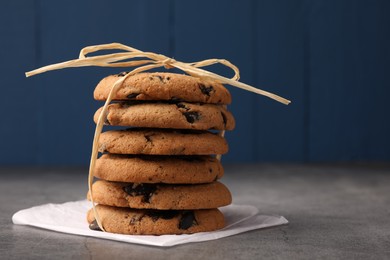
[12,200,288,247]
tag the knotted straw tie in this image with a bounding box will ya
[26,43,291,231]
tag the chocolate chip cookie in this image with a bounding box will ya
[88,180,232,210]
[94,154,224,184]
[87,205,225,235]
[98,129,228,155]
[94,102,235,130]
[94,72,231,104]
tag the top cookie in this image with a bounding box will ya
[94,72,231,104]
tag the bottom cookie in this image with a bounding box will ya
[87,205,225,235]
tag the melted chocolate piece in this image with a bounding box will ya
[123,183,157,203]
[155,75,164,82]
[144,133,153,143]
[127,93,140,99]
[179,211,197,230]
[199,84,214,96]
[89,220,102,231]
[149,75,164,82]
[176,103,201,123]
[176,103,188,110]
[183,112,200,123]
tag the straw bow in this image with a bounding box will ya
[26,42,290,105]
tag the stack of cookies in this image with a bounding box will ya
[87,72,235,235]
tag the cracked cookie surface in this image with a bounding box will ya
[94,102,235,130]
[98,129,228,155]
[94,154,224,184]
[88,180,232,210]
[93,72,231,104]
[87,205,225,235]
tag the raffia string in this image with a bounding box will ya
[25,43,291,232]
[26,43,290,104]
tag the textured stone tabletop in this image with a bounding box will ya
[0,164,389,259]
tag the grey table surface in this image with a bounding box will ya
[0,164,389,260]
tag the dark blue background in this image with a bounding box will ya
[1,0,389,165]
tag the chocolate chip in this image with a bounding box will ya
[183,112,200,123]
[123,183,157,203]
[144,134,153,143]
[127,93,140,99]
[89,220,102,231]
[167,76,171,81]
[221,112,227,127]
[175,103,188,110]
[199,84,214,96]
[117,71,129,77]
[150,75,164,82]
[179,211,197,229]
[156,75,164,82]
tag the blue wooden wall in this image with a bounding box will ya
[1,0,389,165]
